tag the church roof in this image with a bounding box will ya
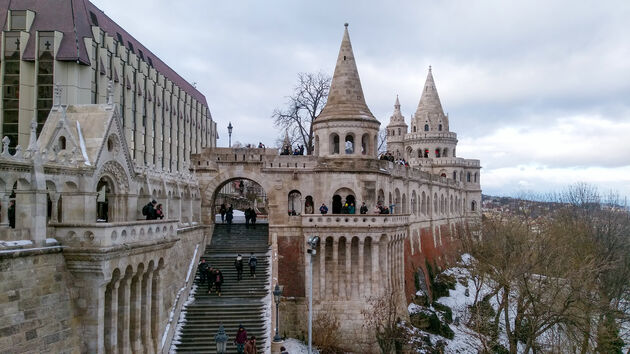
[315,24,377,124]
[0,0,207,106]
[414,66,445,119]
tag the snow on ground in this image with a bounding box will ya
[282,338,319,354]
[1,239,33,247]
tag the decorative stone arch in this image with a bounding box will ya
[394,188,401,214]
[361,133,370,155]
[402,193,408,214]
[95,160,130,194]
[421,191,427,215]
[330,133,340,155]
[377,189,385,206]
[344,133,355,154]
[331,187,356,214]
[411,190,417,216]
[288,190,302,215]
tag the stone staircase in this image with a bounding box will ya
[172,224,270,353]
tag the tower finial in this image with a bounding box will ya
[344,23,349,28]
[429,65,432,72]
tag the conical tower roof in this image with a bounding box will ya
[387,96,407,126]
[315,24,377,123]
[414,66,445,118]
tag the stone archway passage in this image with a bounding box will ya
[332,195,342,214]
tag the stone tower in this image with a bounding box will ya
[313,24,381,158]
[409,67,458,160]
[386,96,408,158]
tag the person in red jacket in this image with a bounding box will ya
[234,325,247,354]
[244,335,257,354]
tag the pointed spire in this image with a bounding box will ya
[414,66,445,118]
[394,95,401,110]
[388,95,406,125]
[316,24,377,123]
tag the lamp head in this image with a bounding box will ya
[308,236,320,248]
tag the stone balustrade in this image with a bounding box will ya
[301,213,409,228]
[52,219,179,248]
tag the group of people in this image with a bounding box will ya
[244,207,257,228]
[234,252,258,281]
[219,203,234,224]
[243,142,266,149]
[143,200,164,220]
[280,144,305,156]
[318,201,392,215]
[378,152,410,167]
[234,325,258,354]
[198,259,225,296]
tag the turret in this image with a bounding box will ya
[312,24,380,158]
[386,96,407,158]
[413,66,449,133]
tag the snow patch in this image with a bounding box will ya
[282,338,320,354]
[76,121,91,165]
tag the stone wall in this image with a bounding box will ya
[0,248,81,354]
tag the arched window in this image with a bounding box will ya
[345,134,354,154]
[424,149,429,158]
[421,191,426,215]
[59,136,66,150]
[288,190,302,215]
[440,172,446,178]
[467,172,471,183]
[413,126,416,132]
[397,128,401,135]
[452,171,457,180]
[443,148,448,157]
[331,134,339,154]
[435,149,441,158]
[474,172,478,183]
[96,177,113,222]
[304,196,314,214]
[438,124,443,131]
[471,200,477,211]
[361,134,369,155]
[453,148,456,157]
[424,124,429,131]
[418,149,422,158]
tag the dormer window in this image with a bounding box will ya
[10,11,26,31]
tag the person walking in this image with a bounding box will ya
[211,268,224,296]
[219,203,227,223]
[244,207,251,228]
[156,203,165,219]
[234,325,248,354]
[235,254,244,281]
[248,252,257,278]
[226,205,234,225]
[319,203,328,215]
[244,335,257,354]
[250,209,257,229]
[198,259,209,285]
[207,266,215,293]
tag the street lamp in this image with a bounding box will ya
[307,235,320,354]
[227,122,233,148]
[273,283,283,342]
[215,324,228,354]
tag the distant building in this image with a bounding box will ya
[0,0,217,171]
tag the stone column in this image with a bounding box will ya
[372,241,380,297]
[76,276,107,354]
[319,242,326,300]
[332,238,339,299]
[107,280,120,354]
[130,271,143,353]
[118,276,132,354]
[0,194,9,227]
[142,269,154,353]
[345,239,351,300]
[50,193,59,223]
[151,271,162,351]
[358,240,365,299]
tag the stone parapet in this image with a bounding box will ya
[301,213,409,228]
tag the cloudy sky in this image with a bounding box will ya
[92,0,630,198]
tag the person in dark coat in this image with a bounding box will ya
[235,254,244,281]
[319,203,328,215]
[219,203,227,223]
[250,209,257,229]
[8,200,15,229]
[198,259,209,285]
[210,268,224,296]
[144,200,157,220]
[244,335,257,354]
[360,202,368,214]
[244,207,251,228]
[226,205,234,225]
[248,252,257,278]
[234,325,248,354]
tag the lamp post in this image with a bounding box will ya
[307,236,320,354]
[227,122,233,148]
[215,324,228,354]
[273,283,283,342]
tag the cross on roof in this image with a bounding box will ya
[44,41,51,51]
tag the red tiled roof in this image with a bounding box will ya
[1,0,208,107]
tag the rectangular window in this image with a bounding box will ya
[36,33,55,136]
[10,11,26,30]
[3,32,21,152]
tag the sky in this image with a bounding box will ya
[92,0,630,199]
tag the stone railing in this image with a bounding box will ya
[301,214,409,228]
[404,131,458,140]
[52,219,179,248]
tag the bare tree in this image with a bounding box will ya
[362,288,408,353]
[272,72,331,155]
[377,128,388,155]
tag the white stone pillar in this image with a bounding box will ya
[0,194,9,227]
[372,241,380,296]
[142,269,154,353]
[151,271,162,351]
[345,239,351,300]
[118,276,132,354]
[319,242,326,300]
[50,193,59,223]
[131,272,143,353]
[107,280,120,354]
[332,238,339,299]
[358,240,365,299]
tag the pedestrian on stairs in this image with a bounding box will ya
[207,266,215,293]
[219,203,227,223]
[234,325,248,354]
[250,209,257,229]
[226,204,234,225]
[198,259,209,285]
[248,252,257,278]
[235,254,244,281]
[211,268,224,296]
[244,207,251,228]
[244,335,257,354]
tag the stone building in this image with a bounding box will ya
[0,7,480,353]
[0,0,217,170]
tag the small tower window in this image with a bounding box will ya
[424,124,429,131]
[59,136,66,150]
[435,149,441,158]
[467,172,471,182]
[453,171,457,180]
[424,149,429,158]
[345,135,354,154]
[413,126,416,132]
[397,128,401,135]
[438,124,443,131]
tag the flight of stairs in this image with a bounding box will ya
[172,224,271,353]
